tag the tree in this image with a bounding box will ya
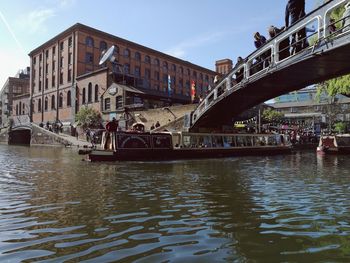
[262,108,284,123]
[334,122,347,134]
[316,2,350,98]
[75,106,103,130]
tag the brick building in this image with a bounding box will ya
[29,23,217,125]
[0,68,30,127]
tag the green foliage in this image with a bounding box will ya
[334,122,347,134]
[262,108,284,123]
[75,106,102,130]
[316,2,350,98]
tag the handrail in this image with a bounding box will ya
[191,0,348,126]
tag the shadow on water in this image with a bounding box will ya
[0,145,350,262]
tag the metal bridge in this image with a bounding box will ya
[190,0,350,131]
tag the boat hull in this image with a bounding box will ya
[88,146,292,162]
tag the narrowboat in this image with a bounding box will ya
[87,131,292,162]
[316,134,350,154]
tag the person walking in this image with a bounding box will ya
[285,0,307,53]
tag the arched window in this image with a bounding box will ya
[38,98,42,112]
[59,93,63,108]
[44,97,48,111]
[124,48,130,58]
[145,55,151,64]
[82,88,86,104]
[85,36,94,47]
[114,45,119,54]
[88,82,92,103]
[163,61,168,71]
[67,90,71,106]
[135,52,141,61]
[51,95,56,109]
[179,66,183,74]
[100,41,107,51]
[154,58,160,67]
[94,84,99,102]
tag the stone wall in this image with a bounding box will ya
[31,124,72,146]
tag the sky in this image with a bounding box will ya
[0,0,318,90]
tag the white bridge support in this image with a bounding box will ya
[191,0,350,130]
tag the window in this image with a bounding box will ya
[82,88,86,104]
[114,45,119,54]
[145,55,151,64]
[172,64,176,72]
[33,57,36,65]
[52,75,55,88]
[68,53,72,64]
[60,57,64,68]
[134,66,140,77]
[100,41,107,51]
[163,61,168,71]
[104,98,111,110]
[38,99,42,112]
[116,96,123,109]
[85,36,94,47]
[145,68,150,79]
[163,74,168,84]
[16,105,18,116]
[124,63,130,74]
[88,83,92,103]
[68,69,72,82]
[154,71,159,81]
[154,58,160,66]
[68,37,72,47]
[52,61,56,72]
[94,85,99,102]
[39,67,42,76]
[59,93,63,108]
[135,52,141,61]
[124,48,130,58]
[60,72,63,85]
[67,90,71,106]
[39,54,42,61]
[44,97,48,111]
[46,50,49,58]
[39,80,42,91]
[60,42,64,51]
[52,46,56,55]
[85,52,93,64]
[45,77,48,89]
[45,64,48,74]
[51,95,55,109]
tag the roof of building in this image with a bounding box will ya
[29,23,216,75]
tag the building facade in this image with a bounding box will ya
[215,59,233,75]
[29,23,217,125]
[0,68,30,127]
[270,87,350,132]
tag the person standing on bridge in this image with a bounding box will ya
[285,0,307,53]
[268,25,290,60]
[253,32,268,71]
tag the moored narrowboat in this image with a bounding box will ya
[87,131,292,162]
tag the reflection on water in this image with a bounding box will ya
[0,145,350,262]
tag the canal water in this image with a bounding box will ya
[0,145,350,262]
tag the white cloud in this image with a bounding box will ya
[165,31,225,58]
[58,0,76,8]
[16,8,55,34]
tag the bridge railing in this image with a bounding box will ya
[191,0,349,126]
